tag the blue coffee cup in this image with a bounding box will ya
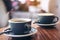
[35,13,59,24]
[9,18,31,35]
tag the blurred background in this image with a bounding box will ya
[0,0,60,27]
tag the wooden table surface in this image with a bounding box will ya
[0,23,60,40]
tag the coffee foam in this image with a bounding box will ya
[38,13,54,16]
[9,18,31,23]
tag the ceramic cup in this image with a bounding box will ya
[35,13,59,24]
[9,18,31,35]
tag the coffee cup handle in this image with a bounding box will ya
[33,19,40,24]
[53,16,59,23]
[24,24,31,33]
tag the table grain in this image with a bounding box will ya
[0,23,60,40]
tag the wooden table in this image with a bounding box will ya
[0,23,60,40]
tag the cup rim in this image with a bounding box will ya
[37,13,54,16]
[9,18,31,23]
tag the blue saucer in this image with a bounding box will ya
[3,27,37,37]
